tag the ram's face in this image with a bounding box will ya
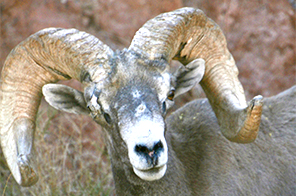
[42,50,204,181]
[84,53,174,181]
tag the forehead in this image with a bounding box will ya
[113,79,165,125]
[113,64,170,103]
[85,50,172,110]
[108,51,171,99]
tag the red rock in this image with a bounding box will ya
[184,0,296,98]
[0,0,295,98]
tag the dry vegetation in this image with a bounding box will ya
[0,103,115,195]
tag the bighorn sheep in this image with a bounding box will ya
[2,7,293,195]
[164,85,296,195]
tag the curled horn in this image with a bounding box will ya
[129,7,263,143]
[0,28,113,186]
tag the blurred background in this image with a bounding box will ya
[0,0,295,195]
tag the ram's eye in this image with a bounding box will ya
[167,89,175,101]
[104,112,112,124]
[82,71,92,82]
[87,105,91,111]
[87,104,94,112]
[162,101,166,113]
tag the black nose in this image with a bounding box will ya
[135,141,164,165]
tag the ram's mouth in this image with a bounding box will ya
[133,164,167,181]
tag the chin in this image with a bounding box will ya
[133,164,167,181]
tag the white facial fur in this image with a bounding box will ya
[120,115,168,181]
[118,83,169,180]
[114,72,171,181]
[155,72,171,102]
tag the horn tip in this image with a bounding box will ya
[228,95,264,143]
[17,154,39,187]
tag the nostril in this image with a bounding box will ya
[153,141,164,153]
[135,141,164,157]
[135,145,150,155]
[135,141,164,166]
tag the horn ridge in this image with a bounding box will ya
[129,7,263,143]
[0,27,113,186]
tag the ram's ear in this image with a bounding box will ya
[42,84,89,115]
[173,58,205,98]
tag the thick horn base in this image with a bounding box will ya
[223,95,263,143]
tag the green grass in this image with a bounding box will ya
[0,105,114,196]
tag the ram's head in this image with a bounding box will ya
[43,49,205,182]
[0,8,263,186]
